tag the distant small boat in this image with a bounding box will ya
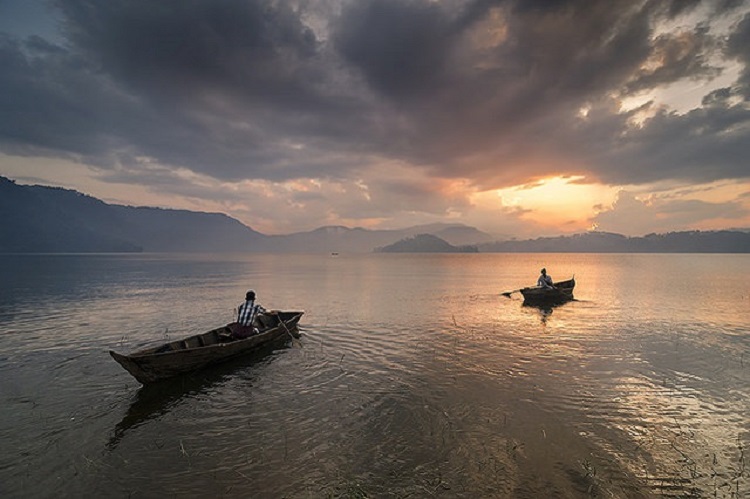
[520,278,575,305]
[110,311,304,384]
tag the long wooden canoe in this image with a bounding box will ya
[520,278,575,305]
[110,311,303,384]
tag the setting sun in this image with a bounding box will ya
[486,176,618,230]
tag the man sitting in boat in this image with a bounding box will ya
[537,268,555,289]
[230,290,267,338]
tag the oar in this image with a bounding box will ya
[274,312,301,346]
[501,288,523,298]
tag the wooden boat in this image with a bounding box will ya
[110,311,304,384]
[520,278,575,305]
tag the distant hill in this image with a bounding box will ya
[0,177,494,253]
[0,177,141,252]
[401,223,494,245]
[265,223,493,253]
[0,176,266,252]
[478,230,750,253]
[375,234,479,253]
[108,205,267,252]
[2,176,749,253]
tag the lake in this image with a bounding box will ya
[0,253,748,498]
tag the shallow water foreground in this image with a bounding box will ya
[0,253,748,497]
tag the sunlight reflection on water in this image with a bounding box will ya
[0,252,748,497]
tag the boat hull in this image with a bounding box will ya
[520,278,575,305]
[110,311,303,384]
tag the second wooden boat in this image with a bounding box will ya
[520,278,575,305]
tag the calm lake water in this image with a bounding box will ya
[0,253,748,498]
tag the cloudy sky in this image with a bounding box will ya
[1,0,749,237]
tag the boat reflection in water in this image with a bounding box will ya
[522,299,574,325]
[519,278,576,325]
[107,338,297,450]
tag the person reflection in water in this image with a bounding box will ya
[230,290,267,339]
[538,306,553,326]
[537,268,554,288]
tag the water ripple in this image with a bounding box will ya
[1,253,748,498]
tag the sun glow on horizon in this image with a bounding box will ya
[485,176,618,231]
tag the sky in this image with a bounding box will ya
[0,0,749,238]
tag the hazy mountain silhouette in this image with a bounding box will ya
[2,176,748,253]
[375,234,479,253]
[0,176,265,252]
[263,223,493,253]
[108,205,266,252]
[400,224,494,245]
[0,177,491,253]
[0,176,141,252]
[478,231,750,253]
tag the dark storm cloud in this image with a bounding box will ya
[334,0,453,101]
[0,0,748,189]
[330,0,749,187]
[726,12,750,98]
[1,0,379,181]
[623,27,721,95]
[589,104,750,184]
[329,0,654,175]
[0,33,135,159]
[56,0,318,104]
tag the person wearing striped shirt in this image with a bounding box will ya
[232,290,267,338]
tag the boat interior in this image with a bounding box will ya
[145,312,300,355]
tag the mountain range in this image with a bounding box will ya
[0,176,491,253]
[477,231,750,253]
[1,176,749,253]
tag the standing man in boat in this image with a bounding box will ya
[231,290,267,338]
[537,268,555,289]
